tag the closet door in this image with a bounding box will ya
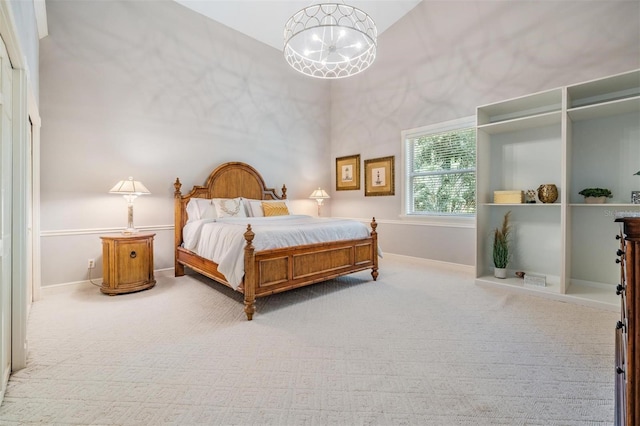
[0,34,13,401]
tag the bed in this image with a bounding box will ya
[174,162,379,320]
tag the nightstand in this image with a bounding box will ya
[100,233,156,295]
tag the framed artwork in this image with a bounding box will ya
[364,156,395,196]
[335,154,360,191]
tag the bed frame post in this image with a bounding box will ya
[174,178,185,277]
[371,217,378,281]
[243,225,256,320]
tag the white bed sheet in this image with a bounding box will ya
[182,215,372,287]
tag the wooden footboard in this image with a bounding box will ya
[176,219,378,320]
[242,220,378,319]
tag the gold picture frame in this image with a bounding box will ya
[364,156,395,196]
[335,154,360,191]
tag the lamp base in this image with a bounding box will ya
[121,227,138,235]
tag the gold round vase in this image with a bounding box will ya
[537,184,558,203]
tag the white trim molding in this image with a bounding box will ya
[0,2,25,69]
[337,216,475,229]
[34,0,48,39]
[0,0,41,376]
[400,115,476,219]
[41,224,174,238]
[11,67,28,371]
[396,214,475,228]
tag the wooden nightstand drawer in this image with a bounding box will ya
[100,233,156,295]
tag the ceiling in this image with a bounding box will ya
[174,0,423,51]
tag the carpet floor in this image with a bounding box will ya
[0,256,617,425]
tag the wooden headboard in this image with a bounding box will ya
[173,162,287,247]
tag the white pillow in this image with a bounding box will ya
[242,198,257,216]
[213,197,247,218]
[249,199,291,217]
[186,198,216,222]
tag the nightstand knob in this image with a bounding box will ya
[616,284,625,295]
[616,367,625,375]
[617,321,624,330]
[130,251,137,259]
[616,258,622,264]
[617,249,625,257]
[616,234,621,240]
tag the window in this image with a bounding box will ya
[402,117,476,217]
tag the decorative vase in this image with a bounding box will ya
[537,184,558,204]
[525,189,537,203]
[494,267,507,279]
[584,196,607,204]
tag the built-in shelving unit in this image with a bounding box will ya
[476,69,640,310]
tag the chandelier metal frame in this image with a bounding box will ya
[283,2,377,79]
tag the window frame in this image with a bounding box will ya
[400,116,476,227]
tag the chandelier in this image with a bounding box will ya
[283,2,377,79]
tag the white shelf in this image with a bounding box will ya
[567,280,620,307]
[568,69,640,108]
[477,88,562,125]
[567,96,640,121]
[484,203,639,207]
[476,276,618,311]
[476,69,639,309]
[476,275,560,293]
[570,203,640,207]
[478,111,561,134]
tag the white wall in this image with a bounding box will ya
[39,0,640,286]
[330,0,640,265]
[39,0,330,286]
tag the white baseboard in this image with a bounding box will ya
[568,278,617,290]
[42,268,175,296]
[41,257,474,295]
[0,365,9,406]
[382,253,474,274]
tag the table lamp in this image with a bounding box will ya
[109,177,150,234]
[309,188,330,216]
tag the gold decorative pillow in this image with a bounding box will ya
[262,201,289,217]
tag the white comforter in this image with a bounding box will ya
[182,215,372,287]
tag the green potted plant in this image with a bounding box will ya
[492,211,511,279]
[578,187,612,204]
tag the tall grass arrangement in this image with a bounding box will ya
[493,211,512,269]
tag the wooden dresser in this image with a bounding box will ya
[615,217,640,426]
[100,233,156,295]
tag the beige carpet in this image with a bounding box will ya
[0,256,617,425]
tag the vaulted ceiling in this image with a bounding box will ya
[174,0,422,50]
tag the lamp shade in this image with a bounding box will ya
[309,188,330,200]
[109,177,150,195]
